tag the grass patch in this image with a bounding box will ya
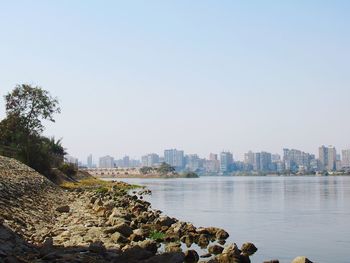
[95,187,108,194]
[60,177,141,191]
[149,230,165,241]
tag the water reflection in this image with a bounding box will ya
[110,176,350,263]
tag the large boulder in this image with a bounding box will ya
[136,240,158,255]
[142,252,185,263]
[291,256,313,263]
[113,222,133,237]
[111,232,128,244]
[184,249,199,263]
[216,243,241,263]
[216,229,229,240]
[88,241,106,254]
[197,234,209,248]
[156,216,176,227]
[118,245,153,261]
[208,244,224,255]
[240,242,257,256]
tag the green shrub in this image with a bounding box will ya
[58,163,77,176]
[149,230,165,241]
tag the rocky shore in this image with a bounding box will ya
[0,156,312,263]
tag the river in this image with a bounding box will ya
[105,176,350,263]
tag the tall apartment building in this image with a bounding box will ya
[123,156,130,168]
[141,153,160,167]
[209,153,218,161]
[283,148,315,171]
[319,145,337,171]
[260,152,272,171]
[99,155,115,168]
[87,154,93,168]
[164,149,184,169]
[220,151,233,173]
[341,149,350,168]
[244,151,272,172]
[185,154,202,171]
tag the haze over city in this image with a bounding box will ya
[1,1,349,161]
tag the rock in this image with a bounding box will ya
[40,237,54,256]
[197,234,209,248]
[90,196,97,204]
[240,242,257,256]
[291,256,313,263]
[136,240,158,254]
[143,252,185,263]
[222,243,241,256]
[113,222,133,237]
[240,253,251,263]
[184,249,200,263]
[216,243,241,263]
[88,241,106,254]
[164,233,180,242]
[165,242,182,253]
[55,205,70,213]
[181,234,194,247]
[208,244,224,255]
[111,232,128,244]
[216,229,229,240]
[156,216,176,227]
[197,227,210,235]
[119,245,153,261]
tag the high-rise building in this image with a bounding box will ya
[244,151,273,172]
[220,151,233,173]
[260,152,272,171]
[141,153,160,167]
[123,156,130,168]
[253,152,261,171]
[319,145,337,171]
[209,153,218,161]
[271,154,281,162]
[185,154,202,172]
[164,149,184,169]
[342,149,350,168]
[204,153,220,173]
[284,148,315,171]
[244,151,255,166]
[87,154,93,168]
[99,155,114,168]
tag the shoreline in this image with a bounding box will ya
[0,155,311,263]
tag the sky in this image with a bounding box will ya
[0,1,349,162]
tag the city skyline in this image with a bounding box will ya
[74,144,348,164]
[77,144,349,172]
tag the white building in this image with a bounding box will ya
[99,155,115,168]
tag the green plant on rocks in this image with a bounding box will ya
[95,187,108,195]
[149,230,165,241]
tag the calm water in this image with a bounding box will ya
[108,176,350,263]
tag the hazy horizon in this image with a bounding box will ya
[1,1,349,161]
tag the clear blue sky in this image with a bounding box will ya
[0,1,349,162]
